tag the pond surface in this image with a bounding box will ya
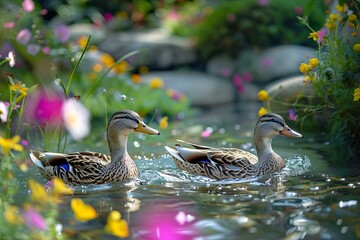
[20,107,360,240]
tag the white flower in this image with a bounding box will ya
[62,98,91,141]
[6,51,15,67]
[0,101,8,123]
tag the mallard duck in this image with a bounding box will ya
[165,113,302,180]
[30,110,160,185]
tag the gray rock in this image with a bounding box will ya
[141,71,236,107]
[206,55,235,77]
[235,45,316,83]
[98,29,197,69]
[266,75,317,112]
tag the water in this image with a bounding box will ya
[19,110,360,239]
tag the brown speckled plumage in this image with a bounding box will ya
[30,110,160,185]
[165,113,302,180]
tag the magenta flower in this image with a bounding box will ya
[233,74,245,93]
[257,0,271,6]
[42,47,50,55]
[288,109,297,121]
[242,72,253,82]
[27,44,40,55]
[55,24,70,43]
[4,22,15,29]
[16,29,32,45]
[22,208,47,231]
[317,28,326,44]
[294,6,303,15]
[22,0,35,12]
[103,12,113,22]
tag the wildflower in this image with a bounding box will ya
[288,109,297,121]
[62,98,90,141]
[16,29,32,45]
[42,47,50,55]
[351,32,358,37]
[71,198,98,221]
[92,63,103,72]
[6,51,16,67]
[4,22,15,29]
[113,61,129,74]
[354,88,360,101]
[294,6,302,15]
[304,75,315,83]
[299,63,310,74]
[10,81,29,96]
[52,177,73,195]
[329,13,340,22]
[167,89,184,101]
[159,116,168,129]
[348,14,357,22]
[0,135,23,155]
[308,32,318,41]
[309,58,319,68]
[0,101,8,123]
[26,44,40,55]
[55,24,70,43]
[22,0,35,12]
[317,28,326,44]
[22,208,47,231]
[100,53,115,68]
[201,127,213,138]
[149,77,164,89]
[4,205,23,224]
[335,4,347,13]
[257,90,270,101]
[77,36,88,49]
[243,72,253,82]
[258,107,268,117]
[105,211,129,238]
[28,179,47,202]
[233,74,245,93]
[353,43,360,52]
[131,74,141,84]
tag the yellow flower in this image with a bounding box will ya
[131,74,141,84]
[354,88,360,101]
[4,205,23,224]
[52,177,73,195]
[149,77,164,89]
[100,53,115,68]
[77,36,89,49]
[0,135,23,155]
[159,116,168,129]
[10,82,29,96]
[113,61,129,74]
[92,63,103,73]
[304,75,315,83]
[353,43,360,52]
[299,63,310,74]
[28,179,48,202]
[308,32,318,41]
[71,198,97,222]
[257,90,270,101]
[348,14,357,22]
[309,58,319,68]
[329,13,340,22]
[258,107,268,117]
[336,4,347,13]
[105,211,129,238]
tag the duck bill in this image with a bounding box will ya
[280,127,302,138]
[135,121,160,135]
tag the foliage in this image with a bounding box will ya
[259,1,360,162]
[189,0,326,59]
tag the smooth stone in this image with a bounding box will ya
[266,75,317,111]
[141,71,236,107]
[235,45,316,83]
[98,29,197,69]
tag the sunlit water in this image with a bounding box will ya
[16,110,360,240]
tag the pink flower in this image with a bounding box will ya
[42,47,50,54]
[16,29,32,45]
[22,0,35,12]
[288,109,297,121]
[294,6,303,15]
[55,24,70,43]
[103,12,113,22]
[22,208,47,231]
[257,0,270,6]
[201,127,213,138]
[233,74,245,92]
[242,72,253,82]
[317,28,326,44]
[4,22,15,29]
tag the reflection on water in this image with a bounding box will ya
[18,111,360,239]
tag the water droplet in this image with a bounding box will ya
[133,141,140,148]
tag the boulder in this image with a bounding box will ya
[141,71,236,107]
[98,29,197,69]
